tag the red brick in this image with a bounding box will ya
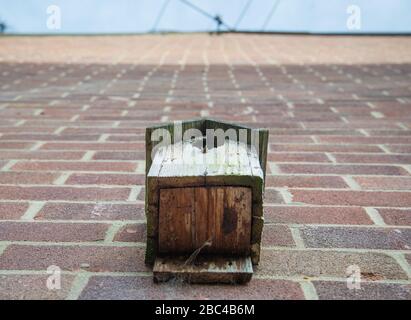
[316,136,411,145]
[385,145,411,153]
[17,113,75,120]
[264,206,372,225]
[333,154,411,164]
[0,202,29,220]
[118,121,166,128]
[266,175,348,188]
[81,115,161,121]
[24,120,116,127]
[0,126,56,133]
[81,110,124,116]
[41,142,144,151]
[269,136,315,143]
[2,35,411,300]
[114,223,146,242]
[137,187,145,201]
[66,173,144,185]
[300,226,411,250]
[11,161,137,172]
[258,250,408,279]
[291,190,411,207]
[291,115,343,122]
[264,189,285,203]
[303,122,402,129]
[314,281,411,300]
[36,203,145,220]
[328,105,375,115]
[0,142,34,149]
[354,177,411,190]
[269,144,382,153]
[0,222,109,242]
[0,274,74,300]
[268,152,330,163]
[93,151,145,160]
[80,276,304,300]
[0,172,58,184]
[262,225,295,247]
[0,245,147,272]
[366,130,411,136]
[377,209,411,226]
[370,101,411,109]
[0,134,101,141]
[106,135,145,142]
[278,164,408,176]
[62,127,145,135]
[268,129,362,136]
[0,186,131,201]
[0,120,21,126]
[0,150,85,160]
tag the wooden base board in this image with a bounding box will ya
[153,256,253,284]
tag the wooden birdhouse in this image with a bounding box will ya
[145,118,268,284]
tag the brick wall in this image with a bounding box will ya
[0,34,410,300]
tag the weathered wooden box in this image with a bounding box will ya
[145,118,268,284]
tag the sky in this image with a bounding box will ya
[1,0,411,34]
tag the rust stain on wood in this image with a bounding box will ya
[222,207,237,234]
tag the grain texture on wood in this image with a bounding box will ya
[158,186,252,255]
[149,140,263,182]
[153,256,253,284]
[158,188,194,253]
[145,118,267,177]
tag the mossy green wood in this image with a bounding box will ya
[145,118,269,266]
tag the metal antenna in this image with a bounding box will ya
[151,0,172,33]
[261,0,281,31]
[0,16,7,33]
[234,0,254,30]
[178,0,232,33]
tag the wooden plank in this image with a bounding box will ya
[158,188,194,253]
[153,141,207,186]
[158,186,251,255]
[223,187,252,254]
[248,144,264,180]
[194,187,209,249]
[153,140,259,179]
[153,256,253,284]
[258,128,269,180]
[150,140,262,192]
[146,118,205,177]
[250,215,264,264]
[205,118,263,166]
[209,187,225,252]
[146,118,268,178]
